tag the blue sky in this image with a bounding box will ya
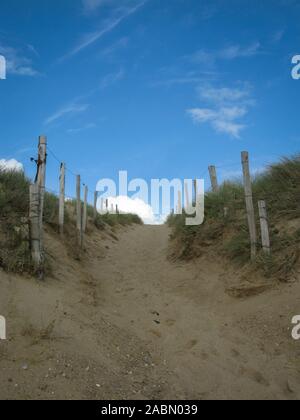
[0,0,300,208]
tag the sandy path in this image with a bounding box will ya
[87,225,300,400]
[1,225,300,400]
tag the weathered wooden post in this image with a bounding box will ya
[193,179,197,204]
[241,151,257,260]
[93,191,98,221]
[83,185,88,233]
[76,175,82,247]
[29,183,42,271]
[258,200,271,255]
[59,163,65,235]
[208,165,219,193]
[37,136,47,250]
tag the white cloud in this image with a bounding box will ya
[213,119,245,138]
[0,44,38,77]
[0,159,24,172]
[188,107,246,138]
[45,102,89,125]
[100,196,165,225]
[187,84,253,139]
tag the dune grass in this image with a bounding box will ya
[167,155,300,281]
[0,169,142,273]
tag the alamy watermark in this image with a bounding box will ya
[0,55,6,80]
[292,55,300,80]
[0,316,6,340]
[292,316,300,341]
[96,172,205,226]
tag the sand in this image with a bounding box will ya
[0,224,300,400]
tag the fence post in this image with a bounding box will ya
[208,165,219,192]
[29,183,42,271]
[59,163,65,235]
[258,200,271,255]
[83,185,88,233]
[241,151,257,260]
[37,135,47,251]
[93,191,98,221]
[76,175,82,247]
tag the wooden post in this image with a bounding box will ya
[208,165,218,193]
[29,184,42,271]
[258,200,271,255]
[76,175,82,247]
[37,136,47,250]
[93,191,98,221]
[241,152,257,260]
[193,180,197,204]
[59,163,65,235]
[83,185,88,233]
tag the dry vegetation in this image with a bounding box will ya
[167,155,300,285]
[0,169,142,274]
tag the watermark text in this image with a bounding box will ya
[0,316,6,340]
[0,55,6,80]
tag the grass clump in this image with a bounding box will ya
[0,169,31,272]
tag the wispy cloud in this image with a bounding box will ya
[100,36,129,57]
[0,43,39,76]
[45,102,90,125]
[62,1,146,60]
[188,42,261,66]
[82,0,106,13]
[151,71,217,88]
[99,68,125,89]
[187,85,254,139]
[197,85,254,105]
[67,123,96,134]
[271,29,285,43]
